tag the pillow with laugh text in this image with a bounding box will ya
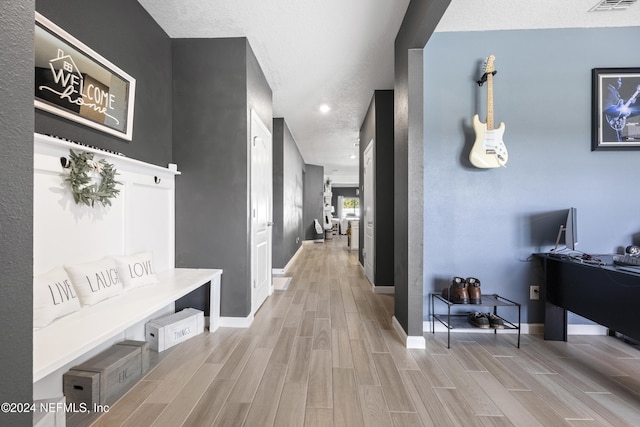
[64,258,123,306]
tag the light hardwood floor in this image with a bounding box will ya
[89,237,640,426]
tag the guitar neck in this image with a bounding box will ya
[486,72,494,130]
[624,86,640,108]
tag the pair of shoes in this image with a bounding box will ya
[467,312,505,329]
[467,312,490,328]
[466,277,482,304]
[442,277,468,304]
[441,277,482,304]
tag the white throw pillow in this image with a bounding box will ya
[33,266,82,329]
[64,258,123,306]
[113,252,158,290]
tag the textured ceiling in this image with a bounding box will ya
[436,0,640,33]
[137,0,639,185]
[138,0,410,185]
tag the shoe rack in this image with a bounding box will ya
[430,293,521,349]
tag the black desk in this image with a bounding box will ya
[537,253,640,342]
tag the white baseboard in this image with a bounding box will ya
[424,321,606,336]
[407,335,427,349]
[219,313,254,328]
[273,244,305,276]
[358,264,394,295]
[567,324,608,335]
[392,316,426,349]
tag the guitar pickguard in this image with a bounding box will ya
[470,114,508,168]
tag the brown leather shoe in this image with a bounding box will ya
[441,277,469,304]
[466,277,481,304]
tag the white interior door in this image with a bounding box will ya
[251,110,273,314]
[364,140,375,285]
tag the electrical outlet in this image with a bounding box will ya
[530,285,539,300]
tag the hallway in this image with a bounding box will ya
[89,237,640,426]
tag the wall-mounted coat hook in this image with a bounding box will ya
[60,157,71,168]
[154,176,161,184]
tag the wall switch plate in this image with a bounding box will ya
[530,285,539,300]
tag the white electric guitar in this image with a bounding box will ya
[470,55,508,168]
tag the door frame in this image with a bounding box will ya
[363,139,375,285]
[250,109,273,315]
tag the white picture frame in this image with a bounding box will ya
[35,12,136,141]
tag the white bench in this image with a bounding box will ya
[33,268,222,383]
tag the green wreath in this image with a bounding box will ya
[62,149,122,207]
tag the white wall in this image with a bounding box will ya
[34,133,177,274]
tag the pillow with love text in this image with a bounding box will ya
[113,252,158,290]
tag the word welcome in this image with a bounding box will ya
[39,58,120,124]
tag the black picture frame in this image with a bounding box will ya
[592,67,640,150]
[35,12,136,141]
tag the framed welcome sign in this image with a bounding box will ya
[35,12,136,140]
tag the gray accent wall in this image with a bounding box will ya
[35,0,173,167]
[331,187,358,210]
[359,90,395,287]
[423,27,640,324]
[273,120,285,267]
[0,2,34,425]
[303,164,325,240]
[173,38,273,318]
[273,118,305,269]
[394,0,450,337]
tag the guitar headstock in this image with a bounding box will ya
[477,55,497,86]
[483,55,496,74]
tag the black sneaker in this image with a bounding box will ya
[467,312,490,328]
[487,313,505,329]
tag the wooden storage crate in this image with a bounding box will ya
[145,308,204,351]
[63,340,149,406]
[116,339,150,373]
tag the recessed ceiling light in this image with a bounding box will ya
[590,0,637,11]
[319,104,331,113]
[350,154,356,159]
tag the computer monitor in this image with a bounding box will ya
[564,207,578,251]
[529,208,578,252]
